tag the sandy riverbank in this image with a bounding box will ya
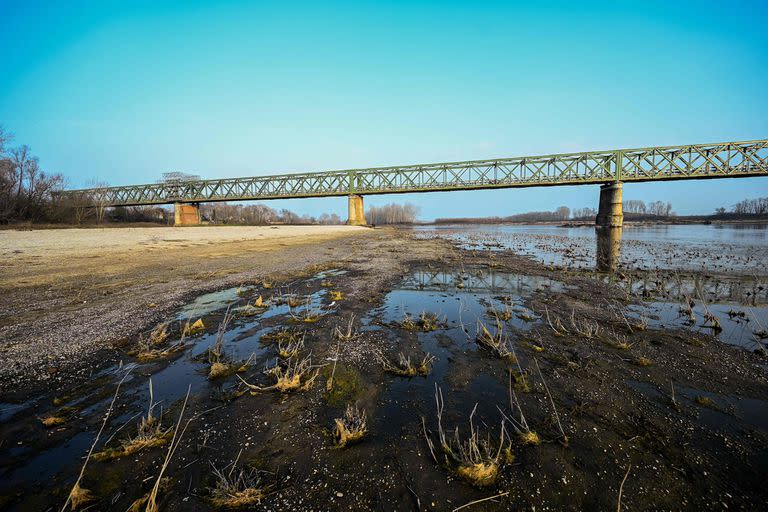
[0,225,392,390]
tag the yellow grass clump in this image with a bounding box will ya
[183,318,205,336]
[41,415,67,427]
[67,481,94,510]
[208,461,270,509]
[377,351,435,377]
[277,333,304,359]
[238,355,319,394]
[475,319,517,361]
[456,461,500,487]
[329,290,345,301]
[400,311,441,332]
[423,386,509,487]
[519,430,541,445]
[333,404,368,448]
[148,323,169,345]
[93,380,172,461]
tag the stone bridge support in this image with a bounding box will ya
[595,182,623,228]
[346,194,366,226]
[173,202,201,226]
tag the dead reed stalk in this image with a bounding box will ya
[61,370,131,512]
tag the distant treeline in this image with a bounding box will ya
[367,203,420,225]
[437,202,677,223]
[715,197,768,217]
[436,206,571,224]
[437,195,768,225]
[200,203,342,225]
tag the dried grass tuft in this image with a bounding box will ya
[67,482,93,510]
[423,385,508,487]
[41,415,68,427]
[208,454,270,509]
[333,315,361,342]
[278,333,305,359]
[634,357,653,367]
[333,404,368,448]
[238,355,319,393]
[149,323,169,345]
[93,380,172,461]
[377,351,435,377]
[400,311,442,332]
[475,319,517,361]
[183,318,206,337]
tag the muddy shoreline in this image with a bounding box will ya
[1,228,767,511]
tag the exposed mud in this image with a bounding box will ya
[1,228,767,511]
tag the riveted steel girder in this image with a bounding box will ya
[55,139,768,207]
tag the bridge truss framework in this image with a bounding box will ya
[56,139,768,207]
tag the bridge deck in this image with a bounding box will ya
[57,139,768,206]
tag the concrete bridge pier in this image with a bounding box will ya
[173,202,201,226]
[596,226,623,271]
[346,194,367,226]
[595,182,623,228]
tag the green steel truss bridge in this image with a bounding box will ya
[58,139,768,208]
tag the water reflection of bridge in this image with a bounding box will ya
[396,268,562,294]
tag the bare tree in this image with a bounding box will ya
[367,203,420,224]
[554,206,570,220]
[10,145,32,200]
[623,200,646,214]
[572,207,597,219]
[87,180,111,224]
[647,201,673,217]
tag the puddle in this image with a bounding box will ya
[0,271,339,493]
[627,299,768,351]
[364,265,562,449]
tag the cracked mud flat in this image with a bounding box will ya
[1,226,767,511]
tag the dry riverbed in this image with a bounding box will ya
[0,225,384,391]
[0,225,766,511]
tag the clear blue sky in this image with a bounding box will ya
[1,0,766,219]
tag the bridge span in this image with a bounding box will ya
[56,139,768,227]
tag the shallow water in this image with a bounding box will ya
[415,223,768,273]
[416,223,768,350]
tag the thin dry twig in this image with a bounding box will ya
[617,463,632,512]
[452,491,511,512]
[145,385,192,512]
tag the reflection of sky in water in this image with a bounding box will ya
[370,267,561,334]
[1,283,332,487]
[366,267,557,454]
[414,223,768,273]
[629,301,768,350]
